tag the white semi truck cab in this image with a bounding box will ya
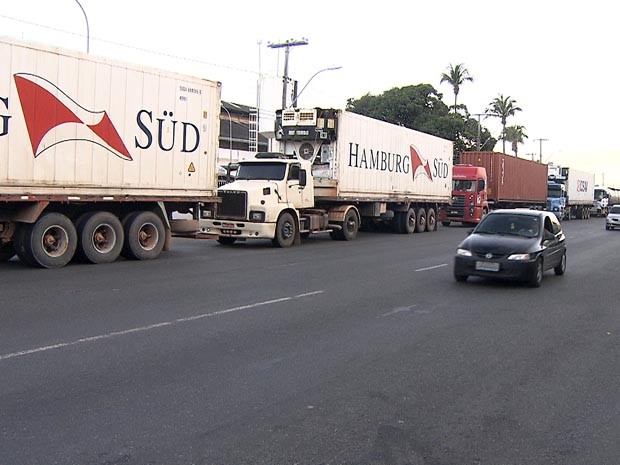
[205,153,342,247]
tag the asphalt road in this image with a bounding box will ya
[1,218,619,465]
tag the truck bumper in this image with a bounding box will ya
[202,219,276,240]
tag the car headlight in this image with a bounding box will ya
[249,210,265,222]
[508,253,531,260]
[456,248,472,257]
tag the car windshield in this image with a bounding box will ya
[236,162,287,181]
[453,180,475,191]
[475,213,541,238]
[610,206,620,214]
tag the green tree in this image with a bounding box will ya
[440,63,474,114]
[346,84,496,163]
[504,125,528,157]
[486,94,522,154]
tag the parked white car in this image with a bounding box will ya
[605,205,620,230]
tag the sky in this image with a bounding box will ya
[2,0,619,186]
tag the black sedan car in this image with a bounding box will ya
[453,209,566,287]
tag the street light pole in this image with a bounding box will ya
[74,0,89,53]
[267,38,308,109]
[290,66,342,108]
[534,138,548,163]
[220,103,233,165]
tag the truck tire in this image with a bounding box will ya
[426,208,436,232]
[0,243,15,262]
[14,223,37,266]
[28,213,77,268]
[76,211,124,264]
[415,207,426,233]
[122,211,165,260]
[398,208,416,234]
[342,209,359,241]
[273,212,296,248]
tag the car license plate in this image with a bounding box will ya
[476,261,500,272]
[222,222,235,228]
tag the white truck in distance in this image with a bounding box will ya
[546,165,595,220]
[205,108,453,246]
[0,38,221,267]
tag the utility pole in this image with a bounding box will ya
[534,138,548,163]
[472,113,485,151]
[267,38,308,109]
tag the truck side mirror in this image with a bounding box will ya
[299,170,307,187]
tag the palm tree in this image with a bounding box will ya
[440,63,473,114]
[504,125,528,157]
[486,94,522,153]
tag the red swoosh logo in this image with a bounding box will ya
[14,74,132,160]
[410,145,432,181]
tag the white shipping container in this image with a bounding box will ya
[320,111,452,201]
[566,169,595,205]
[0,37,221,198]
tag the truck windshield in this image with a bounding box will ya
[547,187,563,198]
[236,162,287,181]
[594,189,608,200]
[453,180,475,191]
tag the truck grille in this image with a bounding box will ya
[447,195,466,217]
[217,190,247,220]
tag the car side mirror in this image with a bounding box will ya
[299,170,307,187]
[543,231,554,241]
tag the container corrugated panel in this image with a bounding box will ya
[566,169,595,204]
[329,111,452,201]
[461,152,547,204]
[0,37,221,197]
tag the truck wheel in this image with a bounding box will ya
[342,209,359,241]
[14,223,37,266]
[122,211,165,260]
[76,211,124,264]
[28,213,77,268]
[273,212,296,248]
[415,207,426,233]
[217,237,237,245]
[0,243,15,262]
[426,208,436,232]
[399,208,416,234]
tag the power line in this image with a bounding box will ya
[0,13,276,78]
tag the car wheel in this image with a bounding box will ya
[529,258,544,287]
[454,272,468,283]
[554,252,566,275]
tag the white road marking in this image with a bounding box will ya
[0,290,325,362]
[381,305,418,318]
[415,263,448,272]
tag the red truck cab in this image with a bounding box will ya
[439,165,489,226]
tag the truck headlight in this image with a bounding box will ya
[249,211,265,222]
[508,253,531,260]
[456,248,472,257]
